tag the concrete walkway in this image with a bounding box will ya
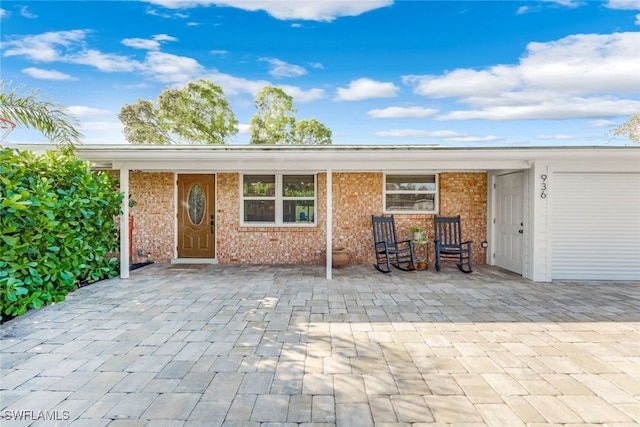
[1,264,639,426]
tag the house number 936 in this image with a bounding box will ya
[540,174,548,199]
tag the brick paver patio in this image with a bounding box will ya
[1,263,639,426]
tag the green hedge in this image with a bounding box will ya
[1,147,123,320]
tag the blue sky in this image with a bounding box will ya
[1,0,639,146]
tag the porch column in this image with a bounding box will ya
[326,169,332,280]
[120,168,130,279]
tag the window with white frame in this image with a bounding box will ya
[242,174,316,225]
[384,174,438,213]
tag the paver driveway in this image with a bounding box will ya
[1,263,639,426]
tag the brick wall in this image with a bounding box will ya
[215,173,327,264]
[433,172,488,265]
[125,171,487,266]
[121,171,175,264]
[329,172,487,266]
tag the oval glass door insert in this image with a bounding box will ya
[188,184,205,225]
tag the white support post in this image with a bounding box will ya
[326,169,332,280]
[120,168,130,279]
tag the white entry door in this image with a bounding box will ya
[495,172,524,274]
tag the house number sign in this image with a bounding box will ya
[540,174,548,199]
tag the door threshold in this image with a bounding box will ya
[171,258,217,264]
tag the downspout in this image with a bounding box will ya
[326,169,332,280]
[120,168,130,279]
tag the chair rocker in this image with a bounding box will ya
[372,215,416,273]
[433,215,473,273]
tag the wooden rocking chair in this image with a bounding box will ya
[372,215,416,273]
[433,215,473,273]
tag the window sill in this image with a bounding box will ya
[383,210,437,215]
[239,224,317,232]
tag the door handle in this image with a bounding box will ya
[518,229,523,234]
[210,214,215,234]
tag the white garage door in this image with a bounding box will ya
[552,172,640,280]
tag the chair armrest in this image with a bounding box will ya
[396,240,414,250]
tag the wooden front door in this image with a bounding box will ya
[177,174,215,258]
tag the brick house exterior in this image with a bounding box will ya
[20,144,640,281]
[127,171,487,266]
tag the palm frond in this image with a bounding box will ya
[0,80,82,146]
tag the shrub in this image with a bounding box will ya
[0,147,123,320]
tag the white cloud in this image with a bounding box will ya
[605,0,640,10]
[0,8,9,20]
[445,135,501,143]
[67,106,113,117]
[335,78,399,101]
[20,6,37,18]
[191,72,326,102]
[536,134,596,141]
[77,121,123,131]
[72,49,141,72]
[4,31,141,72]
[374,128,499,142]
[145,8,190,19]
[143,51,204,83]
[146,8,172,18]
[278,85,325,103]
[438,95,640,120]
[403,66,521,98]
[375,129,437,138]
[545,0,582,8]
[210,49,227,55]
[589,119,616,128]
[154,34,178,42]
[521,32,640,95]
[3,31,186,75]
[22,67,76,81]
[260,58,307,78]
[368,106,438,119]
[122,38,161,50]
[113,82,150,90]
[198,72,268,97]
[1,28,343,109]
[122,34,176,50]
[404,32,640,121]
[143,0,393,22]
[1,30,87,62]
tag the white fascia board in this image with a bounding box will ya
[112,158,531,172]
[12,144,640,172]
[99,147,535,171]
